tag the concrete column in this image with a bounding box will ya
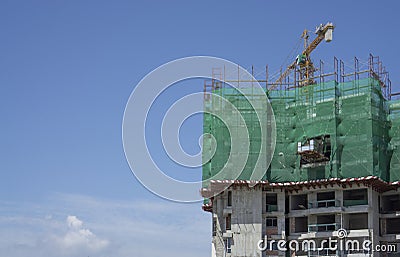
[336,188,343,207]
[309,191,317,208]
[277,191,285,212]
[368,188,380,257]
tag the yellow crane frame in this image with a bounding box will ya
[272,22,335,89]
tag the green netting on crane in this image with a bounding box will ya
[202,78,400,183]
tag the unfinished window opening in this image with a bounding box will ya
[225,238,232,253]
[227,191,232,207]
[309,214,336,232]
[225,214,231,231]
[298,135,331,167]
[317,214,335,224]
[291,194,308,210]
[348,213,368,230]
[343,189,368,207]
[386,218,400,234]
[314,191,336,208]
[266,217,278,227]
[266,193,278,212]
[381,194,400,214]
[294,217,308,233]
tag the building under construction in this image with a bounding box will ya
[201,23,400,257]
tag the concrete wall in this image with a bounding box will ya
[209,185,400,257]
[212,187,263,257]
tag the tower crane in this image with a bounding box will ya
[272,22,335,89]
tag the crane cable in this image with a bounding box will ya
[270,37,303,81]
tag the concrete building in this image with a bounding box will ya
[201,55,400,257]
[202,178,400,257]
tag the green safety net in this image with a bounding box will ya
[202,87,267,187]
[389,99,400,182]
[202,78,400,184]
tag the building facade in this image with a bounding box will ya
[202,178,400,257]
[201,56,400,257]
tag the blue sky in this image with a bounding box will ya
[1,1,400,256]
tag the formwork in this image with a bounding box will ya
[202,55,399,184]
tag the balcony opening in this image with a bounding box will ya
[291,194,308,210]
[381,194,400,214]
[317,214,335,224]
[312,191,337,208]
[386,218,400,234]
[294,217,308,233]
[343,189,368,207]
[298,135,331,167]
[309,215,336,232]
[266,193,278,212]
[348,213,368,230]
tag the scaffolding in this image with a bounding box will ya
[202,55,399,184]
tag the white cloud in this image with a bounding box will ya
[58,215,109,251]
[66,215,82,229]
[0,194,211,257]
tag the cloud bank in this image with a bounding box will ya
[0,194,210,257]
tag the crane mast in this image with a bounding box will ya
[272,22,335,89]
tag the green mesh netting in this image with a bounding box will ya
[202,78,400,183]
